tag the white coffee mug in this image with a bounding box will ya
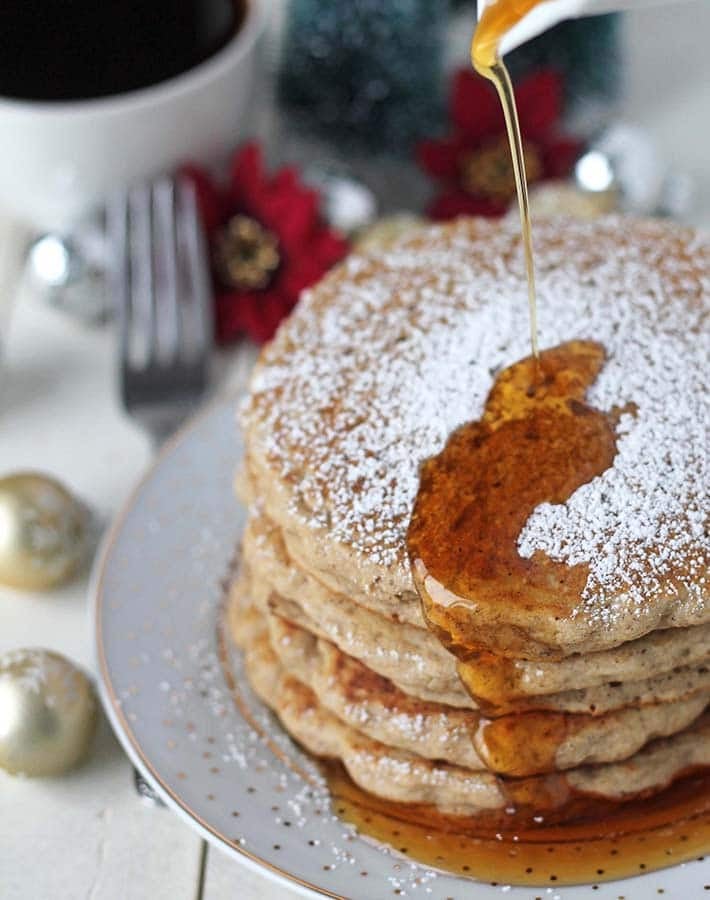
[0,0,268,231]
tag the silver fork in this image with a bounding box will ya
[108,176,213,444]
[109,176,213,803]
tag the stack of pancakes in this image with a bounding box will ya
[231,216,709,822]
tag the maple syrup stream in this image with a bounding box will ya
[472,0,543,362]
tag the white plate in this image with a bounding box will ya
[93,399,710,900]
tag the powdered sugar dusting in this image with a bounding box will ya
[242,217,708,622]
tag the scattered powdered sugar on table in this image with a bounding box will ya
[243,217,708,619]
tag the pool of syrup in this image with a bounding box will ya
[324,761,710,886]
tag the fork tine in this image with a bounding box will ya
[106,189,130,370]
[152,177,180,365]
[177,179,213,368]
[128,183,156,369]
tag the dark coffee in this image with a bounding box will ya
[0,1,246,102]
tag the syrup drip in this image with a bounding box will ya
[457,650,529,715]
[407,340,618,661]
[475,709,595,776]
[324,761,710,886]
[472,0,544,360]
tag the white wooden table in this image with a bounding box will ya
[0,7,708,897]
[0,281,280,900]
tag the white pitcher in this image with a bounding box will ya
[478,0,692,56]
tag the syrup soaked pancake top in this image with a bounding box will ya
[241,217,708,648]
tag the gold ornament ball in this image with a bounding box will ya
[0,648,98,776]
[0,472,87,591]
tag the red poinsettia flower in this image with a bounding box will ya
[182,143,349,344]
[418,68,583,220]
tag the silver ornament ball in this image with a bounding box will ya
[0,648,98,776]
[303,164,378,236]
[0,472,88,591]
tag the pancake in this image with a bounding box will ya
[240,216,708,659]
[238,512,710,715]
[264,601,709,775]
[234,560,710,722]
[239,511,469,706]
[231,588,708,776]
[457,624,710,708]
[235,613,710,819]
[261,606,485,770]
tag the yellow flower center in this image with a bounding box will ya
[459,137,543,201]
[214,215,280,290]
